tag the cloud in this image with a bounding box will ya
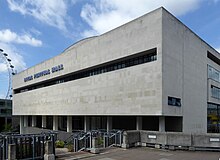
[216,47,220,53]
[80,0,214,36]
[0,29,42,47]
[29,28,42,36]
[7,0,71,32]
[0,42,27,98]
[0,42,27,73]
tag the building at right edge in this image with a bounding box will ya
[13,7,220,134]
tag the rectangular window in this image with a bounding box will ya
[208,103,220,133]
[208,65,220,82]
[211,85,220,100]
[168,96,181,107]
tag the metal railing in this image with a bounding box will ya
[0,132,56,160]
[104,130,123,148]
[65,129,123,152]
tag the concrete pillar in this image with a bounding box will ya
[24,116,28,127]
[20,116,24,134]
[44,141,55,160]
[107,116,112,131]
[8,144,16,160]
[32,116,36,127]
[84,116,90,131]
[53,116,58,131]
[67,116,72,132]
[136,116,142,130]
[159,116,165,132]
[5,117,8,125]
[42,116,47,128]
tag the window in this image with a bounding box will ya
[207,103,220,133]
[14,48,157,94]
[168,96,181,107]
[211,85,220,100]
[208,65,220,82]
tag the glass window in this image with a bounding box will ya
[208,65,220,82]
[208,103,220,133]
[168,96,181,107]
[211,85,220,100]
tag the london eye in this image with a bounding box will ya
[0,48,16,99]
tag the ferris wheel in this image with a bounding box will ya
[0,48,16,99]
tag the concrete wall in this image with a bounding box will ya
[123,130,220,150]
[13,8,163,116]
[161,9,220,133]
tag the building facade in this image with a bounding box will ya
[13,7,220,134]
[0,99,12,131]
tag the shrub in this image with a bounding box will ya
[67,143,74,152]
[55,140,65,148]
[3,123,12,132]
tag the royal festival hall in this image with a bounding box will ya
[13,7,220,134]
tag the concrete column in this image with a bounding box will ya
[53,116,58,131]
[20,116,24,134]
[159,116,165,132]
[5,117,8,125]
[42,116,47,128]
[8,144,16,160]
[84,116,90,131]
[67,116,72,132]
[136,116,142,130]
[24,116,28,127]
[44,141,55,160]
[32,116,36,127]
[107,116,112,131]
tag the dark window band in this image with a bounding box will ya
[207,51,220,66]
[14,48,157,94]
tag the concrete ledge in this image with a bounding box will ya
[90,148,100,154]
[44,154,55,160]
[155,144,160,149]
[122,143,130,149]
[140,131,166,145]
[166,132,191,147]
[192,133,220,148]
[123,130,220,151]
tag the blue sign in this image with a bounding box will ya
[24,64,64,82]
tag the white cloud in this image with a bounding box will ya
[216,47,220,53]
[0,42,27,73]
[80,0,214,36]
[7,0,71,32]
[0,42,27,98]
[29,28,42,36]
[0,29,42,47]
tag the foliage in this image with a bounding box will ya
[2,123,13,132]
[97,137,103,146]
[67,143,74,152]
[55,140,65,148]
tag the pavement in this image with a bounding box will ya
[56,147,220,160]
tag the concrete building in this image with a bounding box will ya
[12,7,220,134]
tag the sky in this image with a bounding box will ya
[0,0,220,99]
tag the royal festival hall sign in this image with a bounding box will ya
[24,64,64,82]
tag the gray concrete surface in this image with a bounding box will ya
[56,147,220,160]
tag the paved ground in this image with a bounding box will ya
[56,147,220,160]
